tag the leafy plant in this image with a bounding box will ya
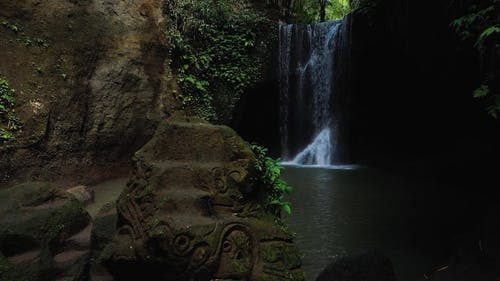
[250,144,293,218]
[0,77,21,145]
[292,0,351,23]
[164,0,275,122]
[451,0,500,119]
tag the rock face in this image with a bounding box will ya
[0,0,178,185]
[316,250,398,281]
[0,182,92,281]
[100,117,305,281]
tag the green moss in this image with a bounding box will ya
[260,242,302,272]
[232,258,251,274]
[262,245,279,263]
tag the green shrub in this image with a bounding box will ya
[451,1,500,119]
[164,0,276,123]
[292,0,352,23]
[250,144,292,219]
[0,77,21,145]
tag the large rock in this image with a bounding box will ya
[0,0,178,185]
[316,250,398,281]
[100,117,305,281]
[0,182,91,281]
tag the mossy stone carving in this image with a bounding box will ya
[102,117,305,280]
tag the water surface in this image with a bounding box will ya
[282,165,474,281]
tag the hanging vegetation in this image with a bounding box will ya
[292,0,352,23]
[164,0,276,123]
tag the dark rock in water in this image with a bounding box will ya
[100,117,305,281]
[316,250,397,281]
[0,181,91,281]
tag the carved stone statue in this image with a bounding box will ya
[101,117,304,281]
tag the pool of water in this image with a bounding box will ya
[282,165,477,281]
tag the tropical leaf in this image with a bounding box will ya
[476,26,500,45]
[473,84,489,98]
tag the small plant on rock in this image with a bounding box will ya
[0,77,21,146]
[250,144,293,219]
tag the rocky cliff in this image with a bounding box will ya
[0,0,282,186]
[0,0,179,185]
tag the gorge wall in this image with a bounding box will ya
[0,0,178,185]
[0,0,281,186]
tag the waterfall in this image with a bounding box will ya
[279,20,348,166]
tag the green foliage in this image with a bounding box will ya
[326,0,351,20]
[451,0,499,119]
[1,19,22,34]
[474,84,490,98]
[477,26,500,45]
[165,0,275,122]
[294,0,351,23]
[250,144,293,218]
[0,77,21,145]
[487,101,500,119]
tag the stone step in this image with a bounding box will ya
[135,119,253,162]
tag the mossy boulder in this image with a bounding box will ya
[0,182,90,255]
[0,181,91,281]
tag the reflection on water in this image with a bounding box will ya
[282,165,474,281]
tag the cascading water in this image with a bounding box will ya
[279,20,348,166]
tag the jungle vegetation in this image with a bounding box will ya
[451,0,500,118]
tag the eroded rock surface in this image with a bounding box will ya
[100,117,305,281]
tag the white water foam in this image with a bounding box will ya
[292,128,332,166]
